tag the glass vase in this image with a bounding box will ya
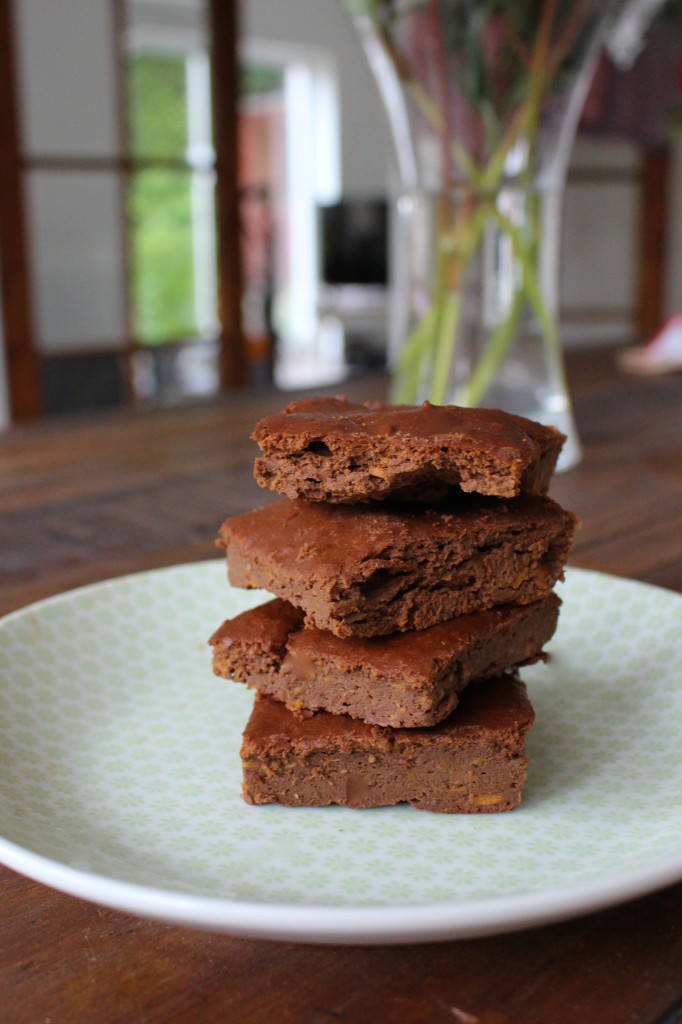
[348,0,632,472]
[393,182,582,468]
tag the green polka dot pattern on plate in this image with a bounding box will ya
[0,562,681,913]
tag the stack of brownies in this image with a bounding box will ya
[209,398,577,814]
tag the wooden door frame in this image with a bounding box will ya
[0,0,42,420]
[635,146,670,341]
[210,0,246,390]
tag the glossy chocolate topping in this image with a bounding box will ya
[253,397,563,457]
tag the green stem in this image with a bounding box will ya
[460,289,525,406]
[394,299,443,403]
[458,198,563,408]
[393,198,490,405]
[428,292,462,405]
[492,205,559,357]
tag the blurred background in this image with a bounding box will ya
[1,0,682,427]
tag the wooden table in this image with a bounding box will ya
[1,349,681,1024]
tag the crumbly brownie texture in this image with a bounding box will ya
[251,397,565,503]
[210,593,559,727]
[240,676,535,812]
[217,495,577,638]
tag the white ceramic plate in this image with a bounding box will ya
[0,562,681,945]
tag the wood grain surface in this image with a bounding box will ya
[1,349,681,1024]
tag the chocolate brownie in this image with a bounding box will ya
[210,593,559,727]
[217,495,577,638]
[251,397,565,503]
[240,676,535,812]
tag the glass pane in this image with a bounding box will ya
[126,53,189,160]
[127,168,218,345]
[15,0,118,158]
[562,182,636,310]
[26,171,126,351]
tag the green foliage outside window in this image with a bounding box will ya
[126,54,198,345]
[125,53,284,346]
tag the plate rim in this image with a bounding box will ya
[1,562,681,944]
[2,825,682,944]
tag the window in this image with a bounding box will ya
[123,3,222,400]
[0,0,241,418]
[0,0,347,420]
[126,49,218,349]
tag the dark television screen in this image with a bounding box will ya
[320,199,388,286]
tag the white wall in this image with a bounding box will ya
[16,0,118,158]
[13,0,127,355]
[561,136,640,347]
[240,0,393,197]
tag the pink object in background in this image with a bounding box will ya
[618,313,682,374]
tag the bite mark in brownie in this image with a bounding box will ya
[217,495,577,638]
[252,397,565,503]
[240,676,535,813]
[210,593,560,727]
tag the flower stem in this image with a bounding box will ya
[371,0,582,409]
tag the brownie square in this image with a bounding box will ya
[252,397,565,503]
[240,676,535,813]
[217,494,577,638]
[210,593,559,727]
